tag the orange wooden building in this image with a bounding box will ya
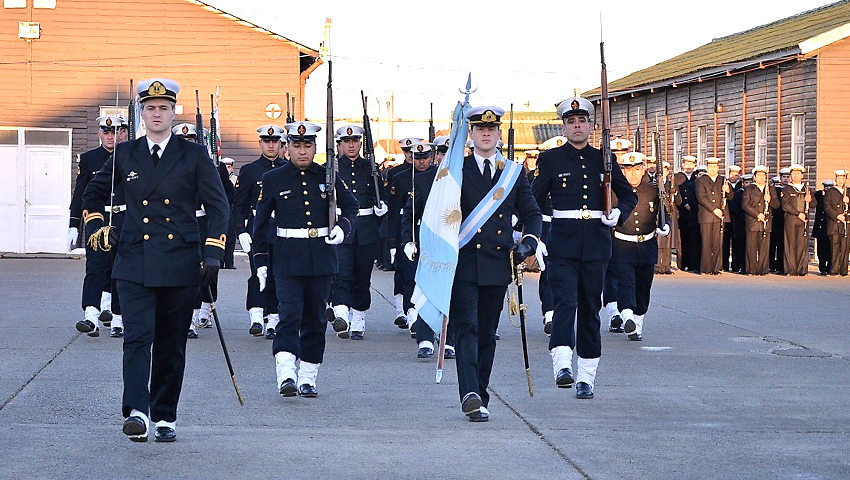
[584,0,850,187]
[0,0,322,167]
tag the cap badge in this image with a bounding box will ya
[444,140,450,147]
[571,99,580,110]
[182,125,189,134]
[267,127,275,136]
[481,110,496,123]
[297,124,306,135]
[556,139,563,147]
[405,139,412,146]
[105,118,112,127]
[149,81,166,96]
[416,145,424,152]
[346,127,353,135]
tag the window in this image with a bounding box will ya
[725,123,736,166]
[4,0,26,7]
[791,114,805,166]
[755,118,767,166]
[697,125,707,163]
[674,128,684,170]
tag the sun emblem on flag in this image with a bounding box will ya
[441,207,462,227]
[436,167,449,181]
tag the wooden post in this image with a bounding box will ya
[776,66,782,174]
[742,73,747,172]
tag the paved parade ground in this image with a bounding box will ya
[0,255,848,479]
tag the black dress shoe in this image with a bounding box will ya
[609,315,624,333]
[265,328,276,339]
[325,306,335,323]
[98,310,113,326]
[417,346,434,358]
[332,317,349,335]
[624,319,641,341]
[575,381,594,399]
[494,332,500,341]
[350,331,364,340]
[468,410,489,422]
[187,329,198,339]
[154,426,176,442]
[110,326,124,338]
[394,315,408,328]
[461,392,482,415]
[555,368,574,388]
[444,347,456,359]
[543,321,553,335]
[279,379,297,397]
[123,416,147,442]
[198,317,212,328]
[76,319,96,334]
[87,328,100,338]
[299,384,318,397]
[249,323,263,336]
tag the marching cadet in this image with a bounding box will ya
[824,170,849,276]
[610,136,631,163]
[674,156,700,272]
[813,179,833,275]
[603,137,631,332]
[70,114,127,338]
[172,123,235,338]
[387,137,424,329]
[770,168,791,273]
[609,152,670,341]
[232,126,286,337]
[433,135,450,165]
[525,149,554,333]
[729,167,748,274]
[780,164,811,276]
[742,166,780,275]
[532,97,636,400]
[723,165,742,272]
[656,161,676,274]
[397,141,439,356]
[695,158,733,275]
[252,121,358,398]
[327,125,388,340]
[83,78,229,443]
[644,156,658,184]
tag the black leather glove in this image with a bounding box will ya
[511,238,536,266]
[199,257,220,288]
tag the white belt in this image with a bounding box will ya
[276,227,328,238]
[196,209,206,217]
[335,207,374,216]
[552,209,603,220]
[614,231,655,243]
[105,204,127,213]
[251,209,274,218]
[542,214,552,222]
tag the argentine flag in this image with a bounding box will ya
[411,100,470,334]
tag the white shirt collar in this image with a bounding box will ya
[473,151,497,178]
[146,134,172,155]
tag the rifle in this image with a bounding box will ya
[634,106,642,153]
[326,61,337,229]
[428,103,435,143]
[209,94,219,166]
[600,36,613,215]
[654,131,667,228]
[763,186,771,238]
[127,79,135,142]
[195,90,206,149]
[291,96,297,122]
[508,104,515,162]
[803,182,809,237]
[361,90,382,206]
[286,93,293,123]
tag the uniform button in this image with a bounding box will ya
[143,217,149,223]
[304,201,310,206]
[634,212,638,216]
[583,175,588,179]
[303,190,308,195]
[168,234,174,240]
[583,195,588,199]
[306,211,311,216]
[300,171,305,176]
[582,205,588,209]
[143,234,150,240]
[497,230,502,234]
[583,185,588,189]
[164,199,170,205]
[636,227,641,232]
[476,244,481,249]
[351,180,356,184]
[307,221,312,226]
[635,220,639,224]
[582,165,586,169]
[302,181,307,186]
[142,200,148,206]
[498,214,504,219]
[496,246,501,250]
[580,156,584,160]
[477,228,482,234]
[712,199,716,203]
[353,189,357,194]
[166,217,171,222]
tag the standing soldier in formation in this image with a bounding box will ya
[824,169,849,276]
[695,158,732,275]
[656,161,676,274]
[525,149,555,332]
[644,156,658,184]
[780,164,811,276]
[609,152,670,341]
[813,179,833,275]
[232,126,286,338]
[723,165,742,271]
[770,168,791,273]
[70,114,128,338]
[742,165,779,275]
[327,125,388,340]
[252,121,358,398]
[729,168,748,274]
[83,79,230,442]
[532,97,636,400]
[675,156,700,272]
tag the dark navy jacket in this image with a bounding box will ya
[386,162,413,244]
[82,136,230,287]
[232,155,284,240]
[252,161,358,276]
[71,145,126,230]
[612,179,670,266]
[337,154,385,246]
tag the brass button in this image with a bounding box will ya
[164,199,170,205]
[634,212,639,216]
[496,246,501,250]
[306,221,312,226]
[497,230,502,234]
[583,175,588,179]
[581,165,586,169]
[476,243,481,249]
[352,189,357,193]
[352,180,356,184]
[583,205,588,209]
[580,156,584,160]
[583,195,588,199]
[304,201,310,206]
[300,171,305,176]
[143,234,150,240]
[166,217,171,222]
[303,190,308,195]
[477,228,482,234]
[306,211,311,216]
[583,185,588,189]
[498,214,504,219]
[302,181,307,186]
[142,199,148,206]
[143,217,149,223]
[635,220,640,224]
[168,233,174,240]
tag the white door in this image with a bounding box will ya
[0,134,23,252]
[25,147,70,253]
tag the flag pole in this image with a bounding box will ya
[435,315,449,383]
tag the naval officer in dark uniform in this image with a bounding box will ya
[695,157,733,275]
[780,164,811,276]
[232,125,285,337]
[824,170,849,276]
[531,96,636,400]
[82,78,230,442]
[253,121,358,397]
[328,124,388,340]
[71,114,128,338]
[742,165,779,275]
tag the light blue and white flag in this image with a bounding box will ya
[411,99,470,335]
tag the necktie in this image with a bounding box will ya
[152,144,161,166]
[483,159,492,186]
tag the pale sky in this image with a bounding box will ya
[218,0,834,140]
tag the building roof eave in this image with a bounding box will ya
[799,21,850,54]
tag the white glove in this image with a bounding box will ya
[535,240,548,272]
[238,232,252,253]
[67,227,78,251]
[404,242,417,261]
[656,224,670,237]
[390,248,396,264]
[601,208,621,227]
[374,201,388,217]
[511,214,519,227]
[257,266,268,292]
[325,225,344,245]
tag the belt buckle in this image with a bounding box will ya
[308,228,318,238]
[637,235,645,242]
[580,209,591,220]
[112,206,120,213]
